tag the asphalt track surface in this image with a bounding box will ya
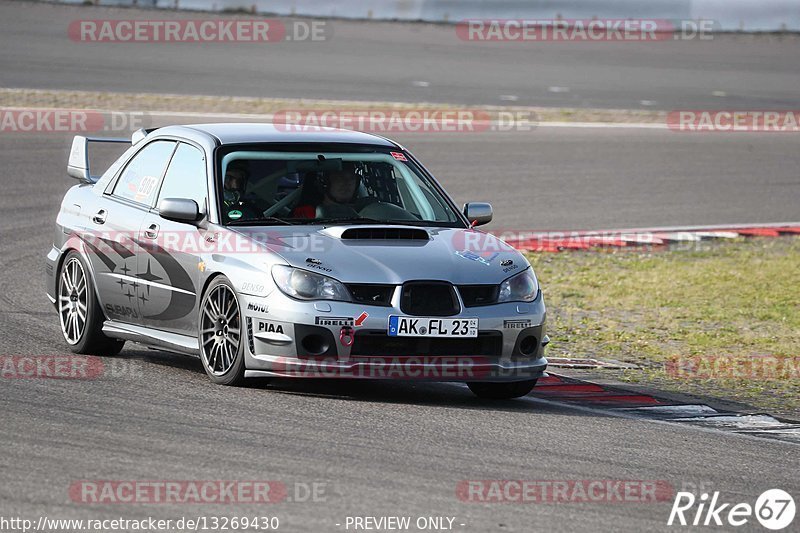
[2,0,800,110]
[2,2,800,532]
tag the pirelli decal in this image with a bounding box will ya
[315,316,354,327]
[503,319,533,329]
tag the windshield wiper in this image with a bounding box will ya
[317,217,454,227]
[315,217,386,226]
[227,217,298,226]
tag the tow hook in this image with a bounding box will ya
[339,326,354,347]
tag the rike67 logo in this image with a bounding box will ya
[668,489,795,530]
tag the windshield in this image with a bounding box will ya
[216,149,464,227]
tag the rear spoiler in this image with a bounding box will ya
[67,127,155,183]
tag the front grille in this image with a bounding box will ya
[346,284,395,306]
[458,284,499,307]
[400,281,460,316]
[351,330,503,357]
[340,227,429,240]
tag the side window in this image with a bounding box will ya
[113,141,176,206]
[158,143,208,211]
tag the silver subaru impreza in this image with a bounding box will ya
[46,124,547,398]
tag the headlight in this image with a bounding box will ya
[271,265,351,301]
[498,268,539,303]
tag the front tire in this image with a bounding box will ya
[57,251,125,355]
[467,379,538,399]
[199,277,246,385]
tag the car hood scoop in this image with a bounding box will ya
[325,226,431,241]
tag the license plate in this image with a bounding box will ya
[388,316,478,338]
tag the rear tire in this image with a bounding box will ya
[198,276,246,386]
[57,251,125,356]
[467,379,538,399]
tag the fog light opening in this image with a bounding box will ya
[519,335,538,356]
[301,334,330,356]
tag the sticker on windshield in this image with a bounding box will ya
[228,209,242,220]
[390,152,407,161]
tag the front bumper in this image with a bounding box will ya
[243,356,547,382]
[239,288,548,382]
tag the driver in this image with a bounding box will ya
[291,162,362,219]
[223,160,259,221]
[321,164,361,206]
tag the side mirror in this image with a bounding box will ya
[463,202,493,227]
[159,198,201,224]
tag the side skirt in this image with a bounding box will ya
[102,320,200,356]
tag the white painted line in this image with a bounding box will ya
[518,395,800,446]
[547,86,570,93]
[499,95,519,102]
[621,404,720,417]
[444,383,799,445]
[692,231,741,239]
[16,106,800,138]
[530,222,800,236]
[741,427,800,439]
[0,106,280,122]
[547,358,639,370]
[679,414,789,429]
[142,109,671,131]
[145,110,282,121]
[0,105,672,131]
[546,361,601,369]
[535,121,668,130]
[616,233,665,244]
[411,80,431,87]
[652,232,703,242]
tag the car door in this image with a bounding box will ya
[84,139,177,325]
[137,141,209,336]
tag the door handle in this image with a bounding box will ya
[144,223,159,239]
[92,209,107,225]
